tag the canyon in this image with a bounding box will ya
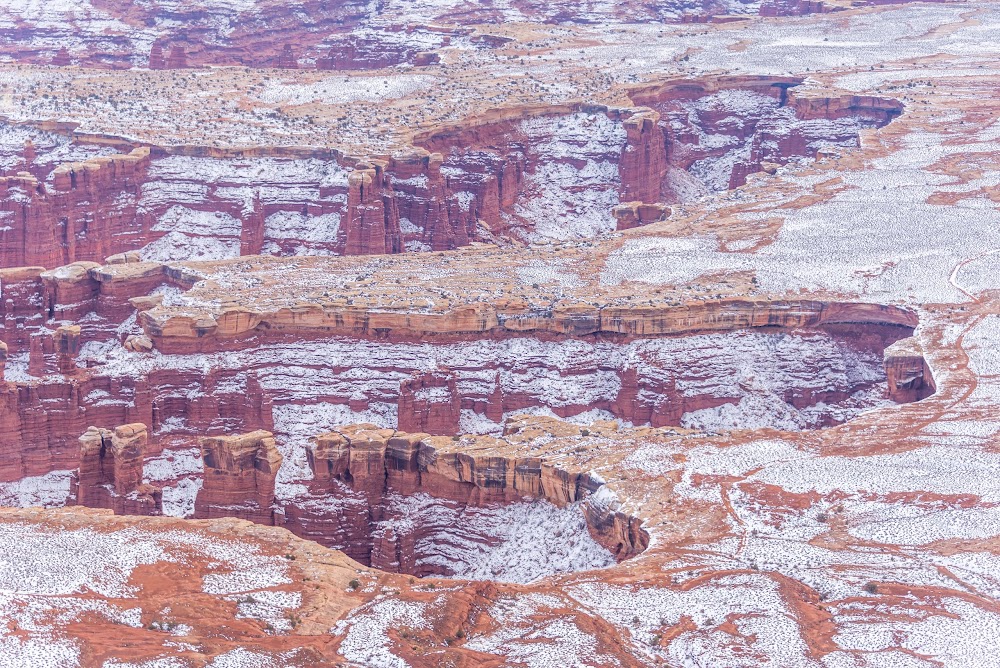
[0,0,996,666]
[0,238,929,591]
[0,78,899,266]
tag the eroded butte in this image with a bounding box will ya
[0,0,998,666]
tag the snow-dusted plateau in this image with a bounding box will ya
[0,0,998,666]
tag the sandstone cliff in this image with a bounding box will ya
[194,430,283,525]
[72,423,161,515]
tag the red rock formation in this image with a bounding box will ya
[0,82,900,268]
[315,50,336,70]
[21,140,36,169]
[124,335,153,352]
[148,42,166,70]
[0,0,756,70]
[627,77,902,196]
[884,337,937,403]
[390,150,473,251]
[0,149,149,268]
[40,262,102,323]
[397,371,461,435]
[72,423,161,515]
[412,52,440,67]
[0,370,159,483]
[240,191,266,256]
[276,44,298,69]
[760,0,827,16]
[0,263,176,481]
[194,430,282,524]
[342,163,404,256]
[316,34,439,71]
[27,330,55,377]
[51,47,71,67]
[166,45,188,70]
[289,427,648,574]
[620,109,668,203]
[53,325,81,375]
[613,202,670,230]
[0,175,56,268]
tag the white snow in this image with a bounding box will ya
[333,597,430,668]
[257,75,439,106]
[376,494,615,584]
[0,470,74,508]
[152,206,241,237]
[514,112,627,241]
[140,231,240,262]
[463,592,617,668]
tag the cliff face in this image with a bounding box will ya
[59,420,645,582]
[0,258,924,484]
[342,164,404,256]
[417,107,630,242]
[0,81,901,268]
[397,371,462,436]
[0,267,47,349]
[884,336,937,403]
[631,77,902,196]
[0,0,770,70]
[620,110,669,204]
[0,243,927,484]
[0,0,373,69]
[142,296,919,349]
[193,430,283,525]
[112,311,911,440]
[282,426,647,575]
[0,149,150,268]
[317,31,451,71]
[72,423,161,515]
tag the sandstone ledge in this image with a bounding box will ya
[139,297,919,351]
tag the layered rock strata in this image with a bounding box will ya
[0,0,778,70]
[0,80,900,268]
[0,261,927,484]
[285,425,648,575]
[141,296,918,350]
[0,148,150,268]
[193,430,283,525]
[884,336,937,403]
[71,423,161,515]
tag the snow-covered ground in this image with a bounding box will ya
[376,493,615,583]
[0,519,304,665]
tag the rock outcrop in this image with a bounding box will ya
[51,47,71,66]
[0,246,929,484]
[620,109,668,204]
[194,430,283,524]
[613,202,670,231]
[0,81,900,269]
[0,149,150,268]
[628,76,903,195]
[397,371,462,435]
[166,45,188,70]
[759,0,828,16]
[342,163,404,256]
[148,42,166,70]
[142,297,919,350]
[286,426,647,574]
[276,44,298,69]
[884,337,937,403]
[72,424,161,515]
